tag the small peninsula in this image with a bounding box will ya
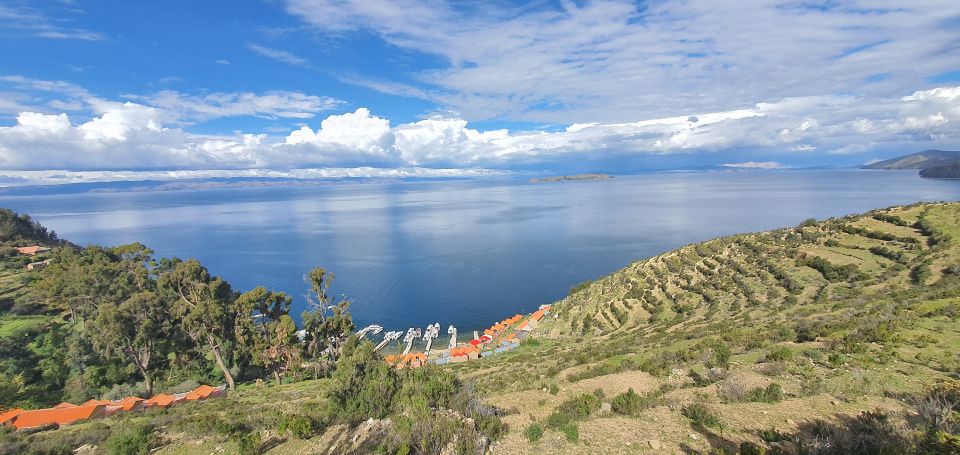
[530,173,614,183]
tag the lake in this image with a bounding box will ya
[2,169,958,332]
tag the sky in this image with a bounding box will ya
[0,0,959,185]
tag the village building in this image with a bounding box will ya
[27,259,51,271]
[16,246,51,256]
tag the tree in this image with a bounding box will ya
[158,259,238,390]
[88,291,172,395]
[234,287,298,385]
[300,268,355,378]
[36,244,151,324]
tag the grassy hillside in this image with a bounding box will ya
[5,202,960,455]
[862,149,960,170]
[453,202,960,453]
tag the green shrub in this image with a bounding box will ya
[327,342,398,424]
[475,414,507,441]
[552,393,599,422]
[561,422,579,442]
[549,384,559,395]
[760,427,786,442]
[912,262,932,284]
[569,280,592,295]
[235,431,262,455]
[611,388,665,416]
[105,422,155,455]
[764,346,794,363]
[748,383,784,403]
[739,441,767,455]
[682,402,721,428]
[278,414,315,439]
[525,423,544,443]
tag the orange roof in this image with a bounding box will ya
[53,402,76,409]
[118,397,145,411]
[0,408,24,425]
[531,310,545,321]
[449,343,479,357]
[16,246,48,255]
[145,394,177,408]
[10,405,105,430]
[185,385,216,401]
[81,399,112,407]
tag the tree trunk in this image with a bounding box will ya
[128,346,154,396]
[143,374,154,397]
[273,370,281,386]
[207,334,235,390]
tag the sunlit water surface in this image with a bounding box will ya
[3,170,959,332]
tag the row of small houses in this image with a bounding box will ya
[0,384,225,431]
[387,305,552,369]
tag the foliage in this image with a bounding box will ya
[747,383,784,403]
[234,431,262,455]
[569,279,592,295]
[610,387,665,416]
[300,268,355,378]
[105,422,155,455]
[158,258,238,390]
[0,208,60,245]
[277,414,316,439]
[525,423,544,443]
[796,254,862,282]
[682,401,721,428]
[235,287,299,385]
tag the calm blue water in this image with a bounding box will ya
[2,170,958,332]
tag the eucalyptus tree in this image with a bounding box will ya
[301,267,355,378]
[88,291,172,395]
[235,286,299,385]
[36,243,154,324]
[158,259,239,390]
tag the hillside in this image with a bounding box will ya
[863,149,960,170]
[920,162,960,179]
[3,203,960,454]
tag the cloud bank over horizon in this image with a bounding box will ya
[0,75,957,182]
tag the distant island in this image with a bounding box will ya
[863,149,960,179]
[530,173,614,183]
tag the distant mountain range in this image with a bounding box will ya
[863,150,960,170]
[863,149,960,179]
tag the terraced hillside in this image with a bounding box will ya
[454,202,960,454]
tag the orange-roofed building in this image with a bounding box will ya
[10,405,106,430]
[81,399,112,407]
[53,402,76,409]
[145,394,178,408]
[118,397,145,412]
[185,385,216,401]
[531,309,545,321]
[0,408,24,426]
[16,246,50,256]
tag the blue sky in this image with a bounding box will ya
[0,0,959,185]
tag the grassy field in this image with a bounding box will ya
[0,314,50,337]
